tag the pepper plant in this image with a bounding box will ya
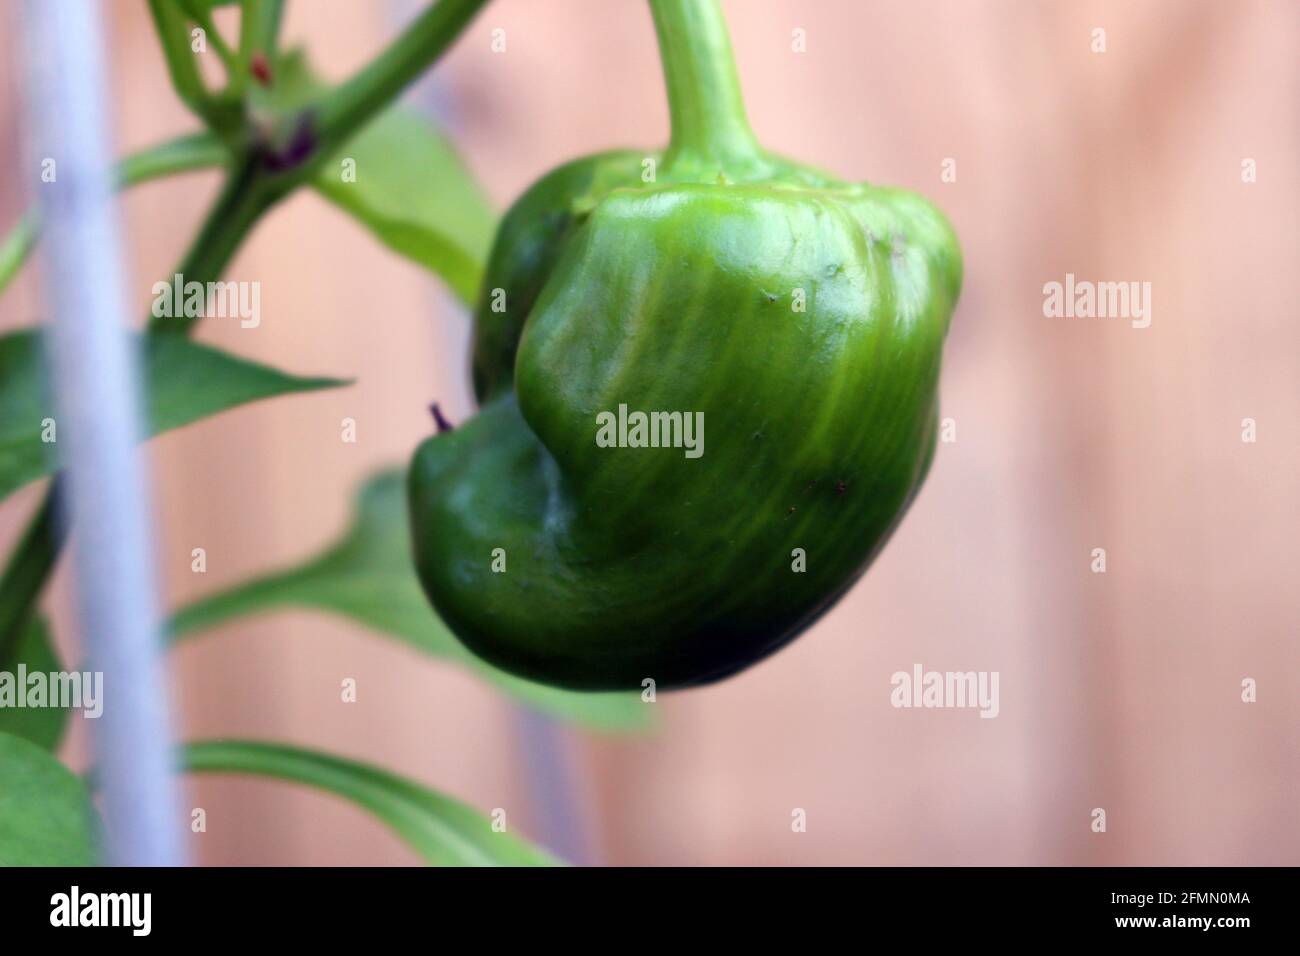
[0,0,959,866]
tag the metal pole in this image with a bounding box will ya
[21,0,187,866]
[513,709,596,865]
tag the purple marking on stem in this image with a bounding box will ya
[261,114,317,172]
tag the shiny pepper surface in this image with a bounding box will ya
[409,0,962,689]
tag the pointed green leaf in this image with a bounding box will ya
[0,617,69,752]
[0,329,347,500]
[170,469,648,732]
[266,50,495,305]
[0,731,101,866]
[183,739,559,866]
[312,106,494,305]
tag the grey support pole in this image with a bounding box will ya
[21,0,187,866]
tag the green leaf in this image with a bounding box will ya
[0,214,39,297]
[312,107,494,305]
[0,731,101,866]
[114,131,227,187]
[183,739,559,866]
[0,328,347,501]
[268,50,495,305]
[170,469,649,732]
[0,617,69,752]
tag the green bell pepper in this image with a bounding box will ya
[409,0,962,690]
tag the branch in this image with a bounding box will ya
[147,0,216,124]
[313,0,488,154]
[179,0,237,70]
[232,0,287,98]
[0,0,492,656]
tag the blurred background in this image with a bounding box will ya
[0,0,1296,865]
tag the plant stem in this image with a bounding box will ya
[116,131,230,185]
[649,0,761,170]
[148,153,275,336]
[234,0,286,98]
[0,0,491,659]
[315,0,488,152]
[4,0,487,299]
[147,0,217,125]
[244,0,287,55]
[180,0,237,69]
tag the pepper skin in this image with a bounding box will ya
[409,0,962,690]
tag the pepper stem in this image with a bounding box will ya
[650,0,763,172]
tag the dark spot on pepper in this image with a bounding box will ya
[835,479,848,495]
